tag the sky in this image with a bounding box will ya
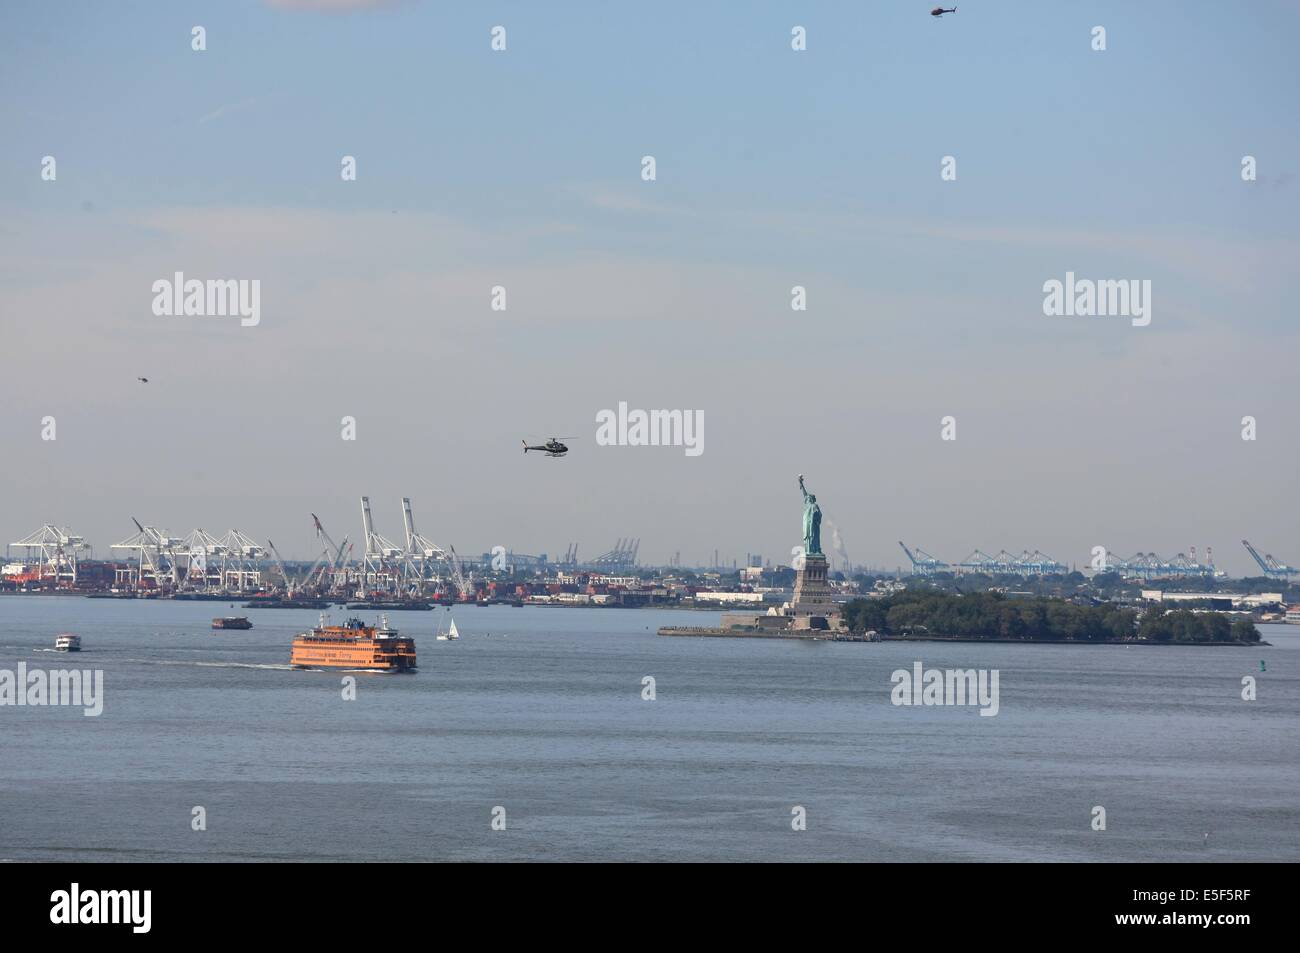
[1,0,1297,574]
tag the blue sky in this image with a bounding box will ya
[1,1,1297,572]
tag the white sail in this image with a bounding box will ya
[448,619,460,640]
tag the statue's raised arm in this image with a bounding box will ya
[798,473,809,501]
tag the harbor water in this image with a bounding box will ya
[1,597,1296,862]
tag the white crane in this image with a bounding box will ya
[360,496,403,592]
[310,513,350,591]
[447,545,473,601]
[400,496,457,591]
[266,539,296,595]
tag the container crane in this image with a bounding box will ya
[400,496,453,589]
[310,513,350,591]
[360,496,404,591]
[266,539,296,594]
[1241,540,1297,578]
[447,545,472,601]
[898,541,949,575]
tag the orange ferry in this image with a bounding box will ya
[290,614,417,672]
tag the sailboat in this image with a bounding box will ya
[436,615,460,641]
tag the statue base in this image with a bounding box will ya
[788,553,839,619]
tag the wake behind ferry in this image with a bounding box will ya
[290,614,417,672]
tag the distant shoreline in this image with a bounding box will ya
[878,635,1270,647]
[0,591,719,607]
[659,626,1270,646]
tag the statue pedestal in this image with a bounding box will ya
[788,553,838,620]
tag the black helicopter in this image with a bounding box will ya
[931,6,956,16]
[522,437,573,458]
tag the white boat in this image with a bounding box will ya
[54,634,81,652]
[437,617,460,641]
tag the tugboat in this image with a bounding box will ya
[212,617,253,630]
[290,614,417,672]
[54,633,81,652]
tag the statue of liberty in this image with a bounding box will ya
[798,474,822,556]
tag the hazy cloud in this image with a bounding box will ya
[265,0,406,11]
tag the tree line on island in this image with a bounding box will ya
[841,589,1261,643]
[845,570,1299,604]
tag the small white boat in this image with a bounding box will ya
[54,633,81,652]
[437,618,460,641]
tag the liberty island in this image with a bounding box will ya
[660,474,845,640]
